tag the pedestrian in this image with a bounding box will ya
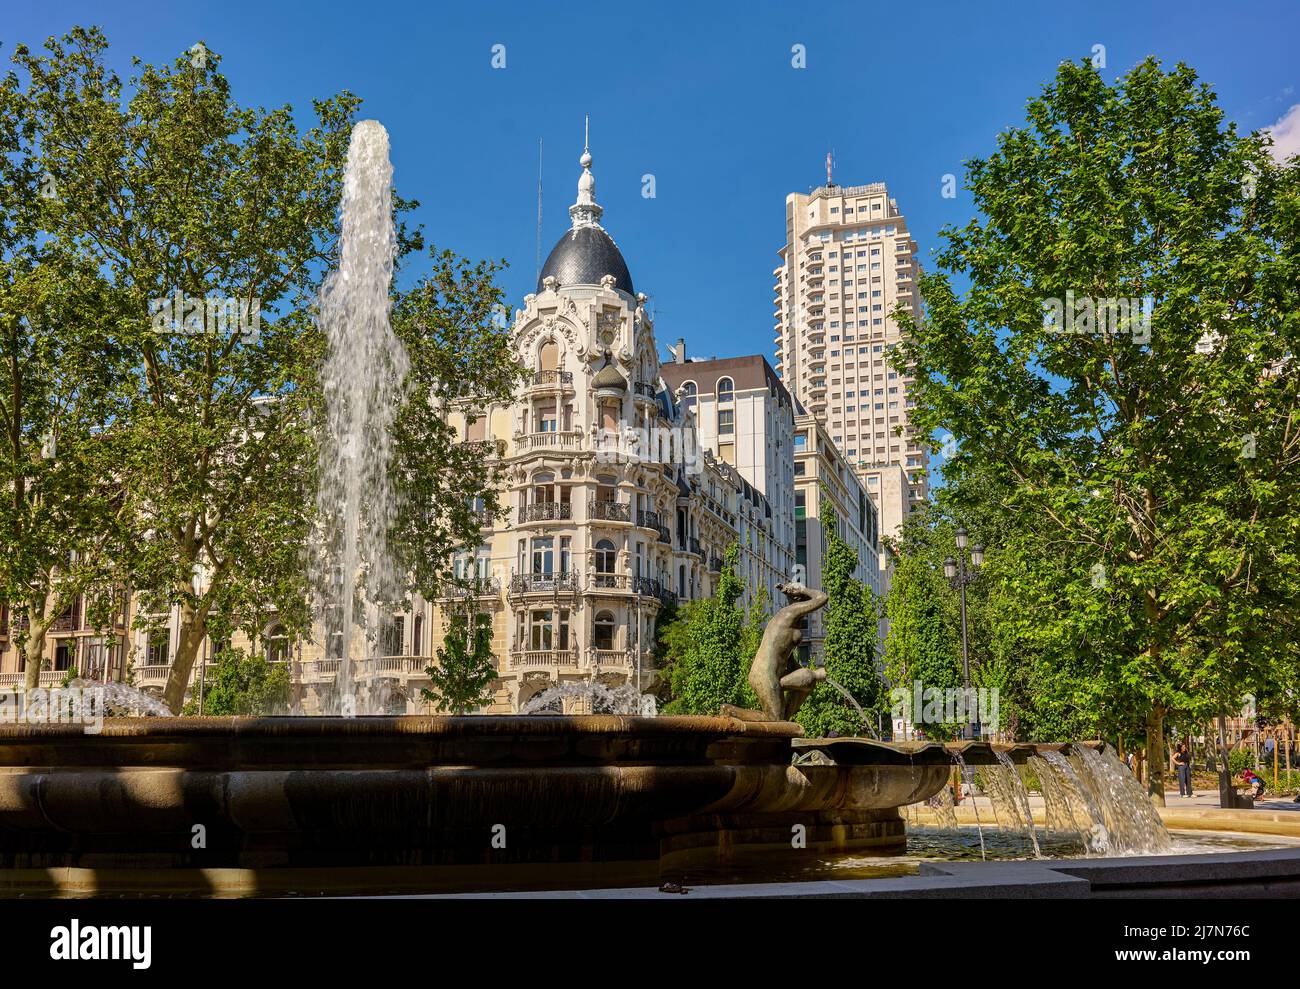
[1174,741,1193,797]
[1240,768,1266,800]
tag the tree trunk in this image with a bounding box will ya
[1216,711,1235,808]
[162,596,206,714]
[1146,703,1166,806]
[22,596,54,691]
[22,623,45,691]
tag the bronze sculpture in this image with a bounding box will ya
[724,581,828,722]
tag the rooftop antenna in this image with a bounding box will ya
[535,137,543,282]
[826,148,834,187]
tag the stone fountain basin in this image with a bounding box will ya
[0,716,955,873]
[0,717,1100,890]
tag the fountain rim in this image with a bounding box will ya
[0,713,807,742]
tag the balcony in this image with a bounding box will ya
[518,501,573,523]
[636,509,663,531]
[0,671,63,687]
[438,576,501,600]
[51,604,84,633]
[509,572,580,596]
[633,575,665,599]
[709,556,724,573]
[589,499,631,522]
[361,656,428,677]
[515,430,583,453]
[587,572,634,592]
[136,664,172,685]
[687,537,703,557]
[588,649,633,669]
[529,369,574,389]
[299,659,341,681]
[633,381,657,401]
[461,439,506,458]
[509,649,578,670]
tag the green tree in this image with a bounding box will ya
[187,646,291,716]
[659,542,760,715]
[896,57,1300,803]
[883,514,961,737]
[0,58,133,689]
[422,612,497,715]
[795,491,884,737]
[13,29,522,711]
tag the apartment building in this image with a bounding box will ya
[659,351,797,610]
[793,411,882,662]
[773,179,929,544]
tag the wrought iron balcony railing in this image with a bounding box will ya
[530,370,574,387]
[440,576,501,599]
[519,501,573,523]
[589,500,631,522]
[509,572,580,595]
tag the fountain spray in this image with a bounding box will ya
[313,120,410,714]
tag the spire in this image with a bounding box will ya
[569,115,604,229]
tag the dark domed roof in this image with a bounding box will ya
[538,225,634,297]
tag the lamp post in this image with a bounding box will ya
[944,528,985,740]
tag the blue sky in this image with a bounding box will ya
[6,0,1298,366]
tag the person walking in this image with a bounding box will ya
[1174,741,1193,797]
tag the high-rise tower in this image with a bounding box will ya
[772,180,929,540]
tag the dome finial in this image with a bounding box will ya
[570,115,602,229]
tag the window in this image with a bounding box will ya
[716,377,734,402]
[265,623,291,663]
[531,536,554,575]
[681,381,697,409]
[593,611,616,650]
[595,539,616,575]
[147,633,169,666]
[718,409,735,436]
[530,610,554,650]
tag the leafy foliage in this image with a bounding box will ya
[894,57,1300,796]
[422,612,497,715]
[4,29,523,710]
[658,543,762,715]
[186,647,290,716]
[795,491,884,737]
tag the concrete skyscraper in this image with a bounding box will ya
[772,179,929,542]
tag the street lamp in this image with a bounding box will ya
[945,528,985,740]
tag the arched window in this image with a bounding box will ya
[538,339,559,372]
[594,539,617,584]
[716,377,734,403]
[265,623,290,663]
[681,381,697,410]
[593,611,616,650]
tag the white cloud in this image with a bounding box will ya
[1263,103,1300,163]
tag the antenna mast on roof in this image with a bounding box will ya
[826,148,834,187]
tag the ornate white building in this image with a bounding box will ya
[433,141,741,711]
